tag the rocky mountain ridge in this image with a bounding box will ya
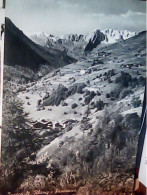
[29,29,136,55]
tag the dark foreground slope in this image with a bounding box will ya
[4,18,76,71]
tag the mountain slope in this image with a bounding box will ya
[2,25,146,193]
[15,31,146,192]
[4,18,76,71]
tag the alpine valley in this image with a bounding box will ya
[1,18,146,194]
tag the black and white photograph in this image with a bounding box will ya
[0,0,146,194]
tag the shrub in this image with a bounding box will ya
[106,93,111,98]
[95,100,106,110]
[138,76,146,86]
[115,72,132,88]
[84,91,96,104]
[108,78,112,83]
[72,103,78,109]
[132,97,141,108]
[110,90,120,99]
[120,89,133,99]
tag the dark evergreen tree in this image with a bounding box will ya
[1,91,42,193]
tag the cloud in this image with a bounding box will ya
[6,0,146,35]
[120,10,146,17]
[89,10,146,32]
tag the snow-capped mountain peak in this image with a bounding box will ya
[102,29,137,43]
[29,32,58,46]
[29,29,137,55]
[29,29,136,46]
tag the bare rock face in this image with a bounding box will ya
[43,83,86,106]
[85,30,105,52]
[68,83,86,95]
[43,84,68,106]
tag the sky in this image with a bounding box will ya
[5,0,147,35]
